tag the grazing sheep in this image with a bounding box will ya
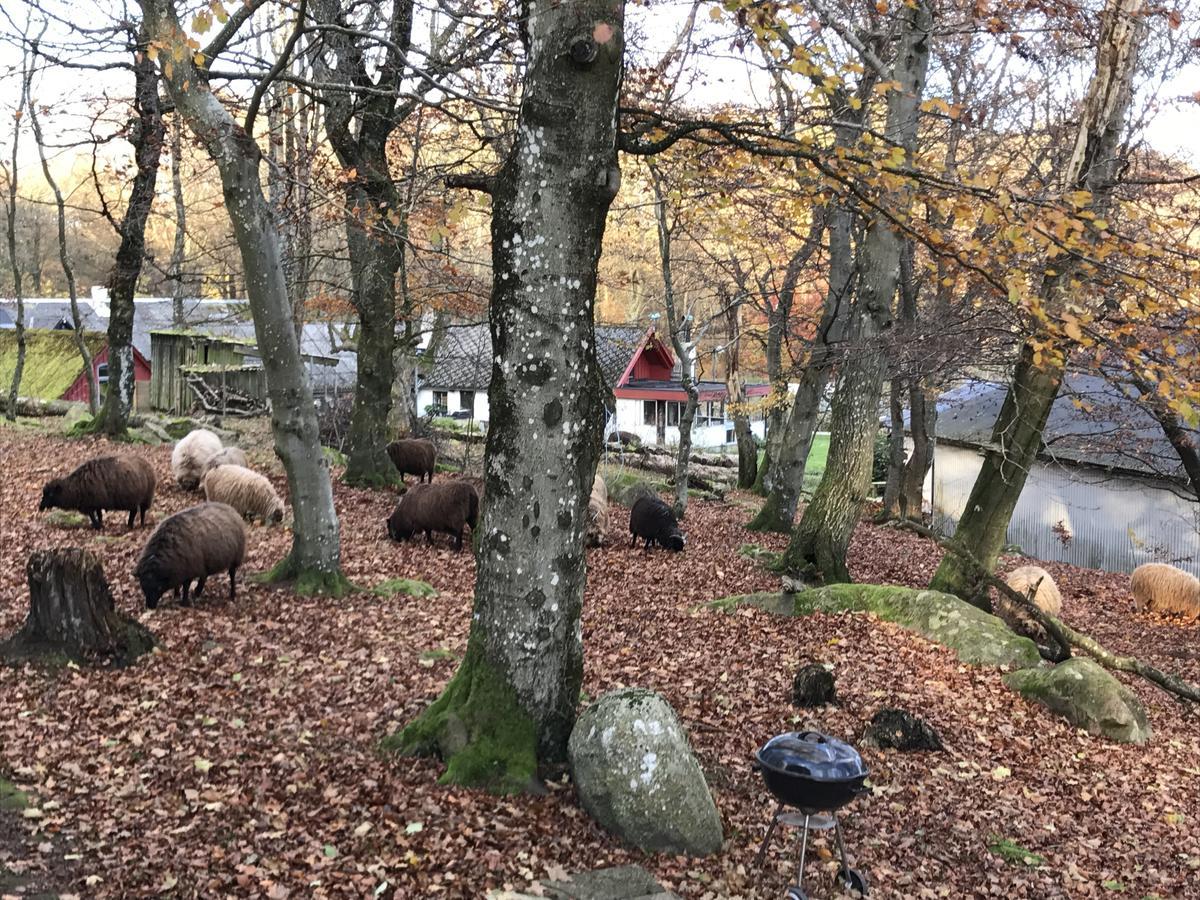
[135,502,246,609]
[39,455,157,530]
[203,446,248,473]
[1130,563,1200,622]
[386,438,436,484]
[629,495,685,552]
[1004,565,1063,615]
[585,474,608,547]
[203,464,285,524]
[386,480,479,551]
[172,429,223,490]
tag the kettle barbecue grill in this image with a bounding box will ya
[752,731,870,899]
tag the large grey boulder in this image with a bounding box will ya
[1003,657,1151,744]
[568,689,723,857]
[718,584,1042,669]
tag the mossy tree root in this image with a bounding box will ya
[254,555,358,597]
[747,492,793,533]
[385,647,538,795]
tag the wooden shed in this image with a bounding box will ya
[149,330,337,415]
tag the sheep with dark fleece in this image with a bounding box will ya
[386,480,479,551]
[135,502,246,609]
[39,455,157,530]
[386,438,436,484]
[629,495,685,552]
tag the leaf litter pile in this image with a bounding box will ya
[1,427,1198,899]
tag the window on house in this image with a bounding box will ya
[432,390,448,414]
[459,390,475,413]
[643,400,657,425]
[97,363,108,386]
[667,401,680,427]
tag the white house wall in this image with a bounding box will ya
[928,443,1200,574]
[417,387,491,422]
[611,398,764,449]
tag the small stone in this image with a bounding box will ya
[792,663,836,708]
[861,708,943,751]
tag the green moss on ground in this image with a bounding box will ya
[987,836,1044,867]
[384,648,538,795]
[0,778,29,810]
[374,578,437,599]
[44,510,90,529]
[418,648,456,662]
[321,446,347,467]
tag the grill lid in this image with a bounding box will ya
[756,731,867,782]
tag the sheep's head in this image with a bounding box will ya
[665,531,685,552]
[386,513,409,542]
[136,562,169,610]
[39,479,64,511]
[269,500,285,525]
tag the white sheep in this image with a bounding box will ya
[1130,563,1200,621]
[1004,565,1063,615]
[203,464,286,524]
[172,429,223,491]
[203,446,248,473]
[585,474,608,547]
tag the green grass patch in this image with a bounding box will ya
[0,778,29,811]
[418,648,456,662]
[44,510,90,529]
[801,432,830,495]
[374,578,437,599]
[987,836,1044,868]
[322,446,347,467]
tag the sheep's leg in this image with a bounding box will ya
[629,532,637,548]
[181,582,191,607]
[195,576,207,597]
[644,537,653,550]
[228,566,237,602]
[426,530,434,545]
[86,509,101,530]
[455,528,463,552]
[127,509,136,528]
[140,505,147,526]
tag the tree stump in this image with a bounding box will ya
[861,708,943,751]
[792,663,837,707]
[0,548,155,668]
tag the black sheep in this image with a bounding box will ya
[135,502,246,609]
[39,454,157,530]
[386,480,479,551]
[629,495,685,552]
[386,438,436,484]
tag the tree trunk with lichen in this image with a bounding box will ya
[0,549,154,667]
[390,0,624,791]
[96,30,164,435]
[929,0,1144,598]
[782,0,932,583]
[140,0,347,594]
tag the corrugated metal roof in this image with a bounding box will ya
[422,322,646,391]
[932,372,1199,481]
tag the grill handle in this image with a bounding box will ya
[796,731,829,743]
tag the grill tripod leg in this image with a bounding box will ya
[796,814,811,891]
[834,816,850,874]
[751,803,785,890]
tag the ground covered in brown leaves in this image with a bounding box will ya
[1,423,1198,899]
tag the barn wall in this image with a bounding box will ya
[929,443,1200,574]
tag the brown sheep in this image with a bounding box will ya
[39,455,156,530]
[135,502,246,609]
[386,480,479,551]
[203,446,248,473]
[585,474,608,547]
[1130,563,1200,621]
[386,438,436,484]
[1004,565,1063,615]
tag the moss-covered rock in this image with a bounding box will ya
[1003,658,1151,744]
[601,468,667,508]
[567,688,723,857]
[718,584,1042,668]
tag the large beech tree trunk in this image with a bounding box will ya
[782,0,932,583]
[0,549,154,667]
[139,0,347,593]
[930,0,1144,597]
[96,29,165,435]
[393,0,624,791]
